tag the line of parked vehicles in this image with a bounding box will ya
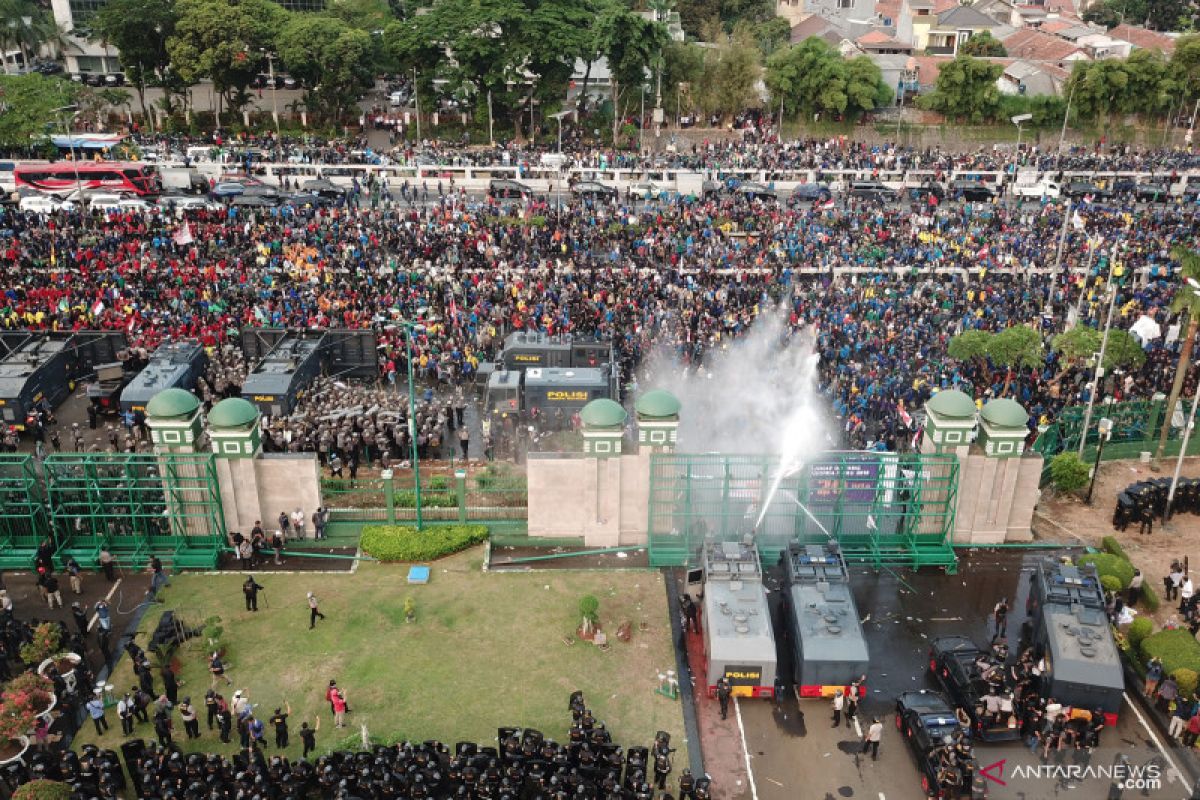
[11,173,349,217]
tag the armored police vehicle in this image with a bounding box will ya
[0,331,127,431]
[241,334,323,417]
[120,340,209,414]
[1026,559,1124,724]
[698,539,778,699]
[782,540,870,697]
[484,366,616,420]
[497,332,613,372]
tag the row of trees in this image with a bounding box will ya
[88,0,383,126]
[924,36,1200,126]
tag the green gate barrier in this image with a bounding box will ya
[647,451,959,573]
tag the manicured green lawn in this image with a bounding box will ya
[76,549,686,763]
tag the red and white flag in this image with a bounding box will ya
[173,222,194,246]
[898,403,913,429]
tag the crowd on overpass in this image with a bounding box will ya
[3,136,1200,457]
[142,130,1200,177]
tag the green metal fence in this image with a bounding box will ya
[1033,398,1200,484]
[43,452,226,569]
[647,451,959,572]
[0,455,51,568]
[322,463,527,531]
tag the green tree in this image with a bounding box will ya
[277,15,374,124]
[594,2,668,144]
[90,0,179,126]
[1053,326,1146,373]
[166,0,289,123]
[0,74,80,151]
[947,329,993,366]
[660,40,704,119]
[958,31,1006,57]
[1171,35,1200,103]
[1049,452,1091,494]
[1082,3,1123,27]
[1155,245,1200,461]
[698,26,761,123]
[986,324,1043,396]
[1146,0,1190,31]
[922,55,1002,123]
[0,0,61,74]
[1064,59,1159,126]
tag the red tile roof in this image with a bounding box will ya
[1002,27,1087,61]
[1108,23,1175,53]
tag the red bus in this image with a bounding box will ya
[14,161,161,197]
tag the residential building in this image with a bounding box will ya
[856,30,914,54]
[1107,23,1176,54]
[914,5,1007,54]
[1002,27,1089,62]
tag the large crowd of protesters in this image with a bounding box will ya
[3,135,1200,462]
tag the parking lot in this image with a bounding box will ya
[703,549,1191,800]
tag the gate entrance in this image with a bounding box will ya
[44,452,226,569]
[647,451,959,572]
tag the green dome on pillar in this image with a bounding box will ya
[207,397,260,430]
[208,397,262,458]
[581,398,627,457]
[580,399,628,429]
[146,388,201,420]
[145,388,202,450]
[925,389,976,419]
[634,389,681,420]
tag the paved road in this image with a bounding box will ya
[731,549,1190,800]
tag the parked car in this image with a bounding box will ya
[907,182,946,203]
[928,635,1021,743]
[629,182,663,200]
[791,182,833,203]
[571,180,617,200]
[210,182,247,199]
[950,180,996,201]
[487,179,535,199]
[18,195,75,214]
[1111,178,1138,197]
[230,194,276,208]
[1136,182,1171,202]
[848,180,897,202]
[157,194,223,214]
[895,691,982,799]
[283,191,328,208]
[701,180,728,199]
[300,179,346,199]
[736,181,776,201]
[1012,180,1060,199]
[1063,180,1108,200]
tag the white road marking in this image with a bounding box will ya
[734,698,759,800]
[854,715,863,738]
[1123,691,1189,792]
[765,778,783,787]
[86,579,122,632]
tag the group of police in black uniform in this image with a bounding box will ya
[0,691,711,800]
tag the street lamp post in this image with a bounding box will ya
[400,321,424,531]
[51,104,85,208]
[1085,417,1113,505]
[1056,83,1077,171]
[1077,246,1119,457]
[261,50,282,147]
[1166,283,1200,521]
[413,68,421,142]
[1010,113,1031,192]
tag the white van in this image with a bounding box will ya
[1013,179,1061,199]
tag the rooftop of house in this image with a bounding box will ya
[1107,23,1176,53]
[1003,27,1087,60]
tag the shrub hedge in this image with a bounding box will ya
[13,781,71,800]
[1100,574,1122,593]
[1141,582,1161,612]
[1127,616,1154,649]
[1100,536,1129,562]
[1140,628,1200,680]
[1174,668,1200,700]
[1076,553,1135,589]
[360,525,488,562]
[394,491,456,508]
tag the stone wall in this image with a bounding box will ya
[215,453,322,536]
[527,452,652,547]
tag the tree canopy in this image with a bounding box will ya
[764,37,891,121]
[922,55,1002,123]
[958,31,1006,57]
[0,74,80,151]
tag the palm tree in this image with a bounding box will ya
[1154,245,1200,462]
[0,0,60,73]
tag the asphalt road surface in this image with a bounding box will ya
[735,549,1189,800]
